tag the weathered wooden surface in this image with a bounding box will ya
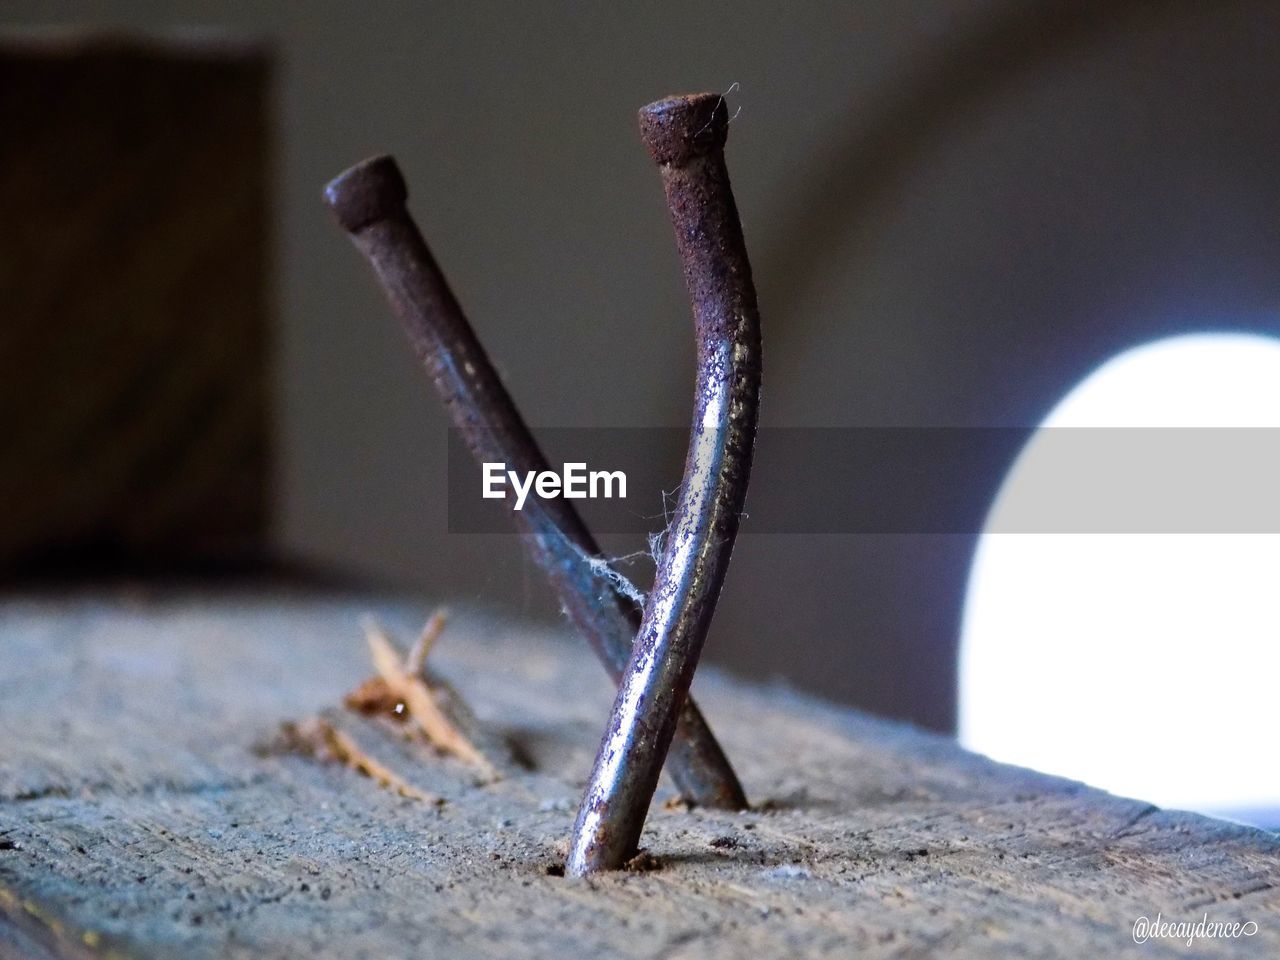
[0,591,1276,959]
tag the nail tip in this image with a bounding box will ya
[638,92,729,166]
[323,154,407,232]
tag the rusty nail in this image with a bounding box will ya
[567,93,763,874]
[323,155,747,810]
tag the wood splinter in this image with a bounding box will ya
[274,610,496,803]
[276,717,442,805]
[354,612,498,780]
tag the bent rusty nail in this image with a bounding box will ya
[567,93,763,874]
[323,156,747,811]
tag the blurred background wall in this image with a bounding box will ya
[4,1,1280,733]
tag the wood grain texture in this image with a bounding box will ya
[0,592,1276,958]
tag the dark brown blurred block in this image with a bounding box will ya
[0,36,271,575]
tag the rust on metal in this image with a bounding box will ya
[567,92,763,874]
[323,156,747,810]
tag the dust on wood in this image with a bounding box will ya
[0,593,1277,960]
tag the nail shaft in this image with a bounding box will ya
[323,156,746,810]
[567,93,763,874]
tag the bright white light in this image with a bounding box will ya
[960,333,1280,819]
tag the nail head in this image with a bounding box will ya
[324,154,408,232]
[638,93,730,167]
